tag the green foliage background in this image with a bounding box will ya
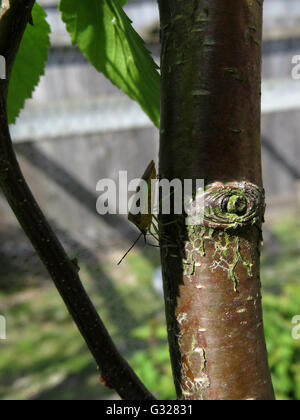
[0,217,299,400]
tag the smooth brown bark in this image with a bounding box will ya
[0,0,154,400]
[158,0,275,400]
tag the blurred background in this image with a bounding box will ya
[0,0,299,400]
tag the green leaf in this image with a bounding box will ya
[59,0,160,127]
[7,3,51,125]
[117,0,128,6]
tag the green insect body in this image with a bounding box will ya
[128,160,157,238]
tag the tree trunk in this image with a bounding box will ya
[158,0,275,400]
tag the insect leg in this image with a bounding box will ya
[152,214,180,227]
[117,233,143,265]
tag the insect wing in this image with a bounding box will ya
[128,161,156,235]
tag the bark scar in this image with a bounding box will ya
[179,329,210,400]
[186,181,265,229]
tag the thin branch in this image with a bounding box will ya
[0,0,155,400]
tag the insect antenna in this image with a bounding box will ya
[117,233,143,265]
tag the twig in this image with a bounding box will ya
[0,0,155,400]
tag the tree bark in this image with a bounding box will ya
[158,0,275,400]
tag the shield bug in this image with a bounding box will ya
[118,161,158,265]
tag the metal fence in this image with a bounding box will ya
[2,0,300,250]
